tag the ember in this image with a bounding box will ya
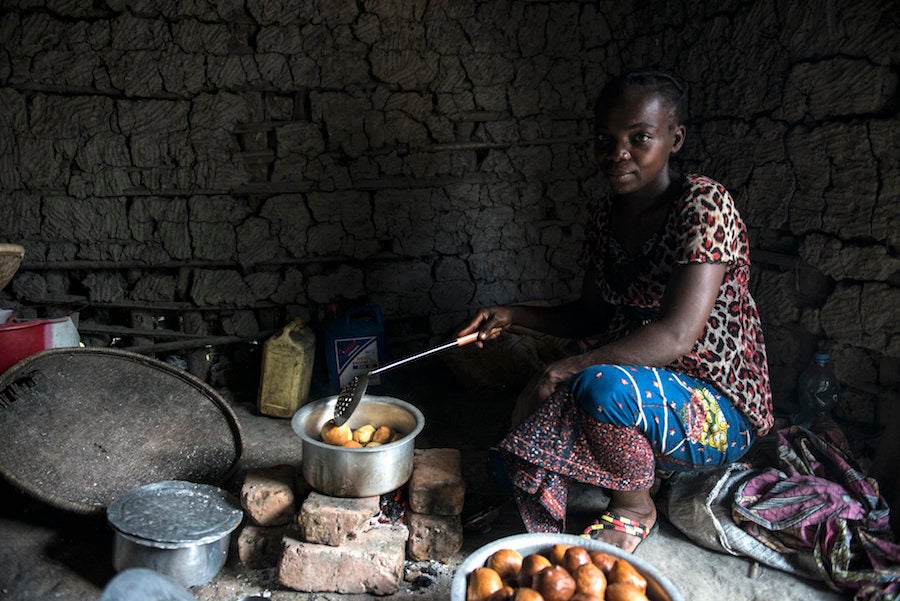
[378,488,407,524]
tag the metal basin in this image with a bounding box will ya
[451,533,685,601]
[291,395,425,497]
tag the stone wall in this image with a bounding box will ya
[0,1,897,446]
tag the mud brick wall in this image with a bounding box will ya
[0,2,897,442]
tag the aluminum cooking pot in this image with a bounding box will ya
[291,395,424,497]
[106,480,243,588]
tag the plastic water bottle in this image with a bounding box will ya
[796,352,841,424]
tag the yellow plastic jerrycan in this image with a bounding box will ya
[257,317,316,418]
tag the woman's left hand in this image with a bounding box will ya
[536,355,591,401]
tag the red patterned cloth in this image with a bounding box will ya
[499,387,654,532]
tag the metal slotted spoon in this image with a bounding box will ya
[332,332,481,426]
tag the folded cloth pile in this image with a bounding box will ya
[733,417,900,600]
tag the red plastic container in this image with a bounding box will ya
[0,317,80,373]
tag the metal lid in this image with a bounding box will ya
[107,480,243,547]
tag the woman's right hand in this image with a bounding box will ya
[457,306,514,347]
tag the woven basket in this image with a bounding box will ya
[0,244,24,290]
[0,347,245,515]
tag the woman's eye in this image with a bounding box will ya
[633,133,652,144]
[595,135,612,146]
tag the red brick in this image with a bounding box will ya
[405,511,463,561]
[278,525,408,594]
[236,523,291,569]
[298,491,380,546]
[240,464,298,526]
[408,448,465,516]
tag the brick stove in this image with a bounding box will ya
[237,448,465,595]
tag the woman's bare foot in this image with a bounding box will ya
[584,489,657,553]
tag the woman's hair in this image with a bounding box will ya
[594,68,687,125]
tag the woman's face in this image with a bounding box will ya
[593,88,685,198]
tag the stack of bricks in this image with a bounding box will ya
[282,493,409,594]
[236,464,298,569]
[406,448,466,561]
[235,448,466,595]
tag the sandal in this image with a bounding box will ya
[580,510,658,550]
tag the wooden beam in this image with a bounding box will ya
[124,336,252,354]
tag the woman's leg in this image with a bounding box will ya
[571,364,755,472]
[498,388,656,534]
[577,412,658,551]
[570,364,755,550]
[510,371,543,428]
[599,489,657,552]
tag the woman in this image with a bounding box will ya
[458,69,773,552]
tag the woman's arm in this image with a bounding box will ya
[456,269,615,344]
[534,261,727,399]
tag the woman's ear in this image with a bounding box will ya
[671,124,686,154]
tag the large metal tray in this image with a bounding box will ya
[0,348,244,515]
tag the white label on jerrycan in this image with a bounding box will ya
[334,336,382,389]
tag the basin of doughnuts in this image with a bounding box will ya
[451,534,683,601]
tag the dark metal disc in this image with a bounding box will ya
[0,348,244,515]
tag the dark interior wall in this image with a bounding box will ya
[0,1,897,449]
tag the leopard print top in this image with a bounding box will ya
[578,173,774,435]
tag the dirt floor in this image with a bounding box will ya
[0,349,849,601]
